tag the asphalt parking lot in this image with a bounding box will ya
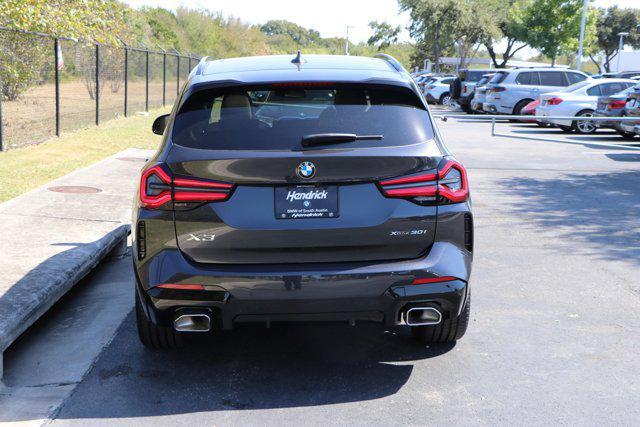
[2,117,639,425]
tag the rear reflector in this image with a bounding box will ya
[156,283,205,291]
[412,276,458,285]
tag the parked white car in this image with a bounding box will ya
[535,78,636,133]
[424,76,456,104]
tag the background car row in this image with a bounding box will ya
[429,67,640,138]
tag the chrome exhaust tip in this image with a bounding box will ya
[405,307,442,326]
[174,314,211,332]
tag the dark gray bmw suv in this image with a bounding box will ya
[133,53,473,349]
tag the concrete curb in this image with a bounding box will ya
[0,225,129,379]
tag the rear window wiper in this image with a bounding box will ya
[301,133,383,147]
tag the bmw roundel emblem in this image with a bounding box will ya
[296,161,316,179]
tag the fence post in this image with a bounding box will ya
[176,55,180,97]
[95,44,99,126]
[162,52,166,106]
[54,38,60,136]
[124,46,128,117]
[0,78,3,152]
[188,56,192,73]
[145,49,149,112]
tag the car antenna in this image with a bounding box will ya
[291,50,303,64]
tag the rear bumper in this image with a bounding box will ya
[135,241,472,330]
[482,102,510,115]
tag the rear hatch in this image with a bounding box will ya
[166,83,442,264]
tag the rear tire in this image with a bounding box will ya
[439,92,451,105]
[572,110,597,134]
[411,292,470,343]
[513,99,533,121]
[136,292,183,350]
[616,130,637,140]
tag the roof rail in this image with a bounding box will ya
[374,53,406,73]
[195,56,210,75]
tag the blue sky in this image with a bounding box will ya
[123,0,635,44]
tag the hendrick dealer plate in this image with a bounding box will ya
[275,186,339,219]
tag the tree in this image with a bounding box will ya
[592,6,640,73]
[400,0,501,71]
[0,0,128,100]
[520,0,595,66]
[399,0,461,72]
[260,20,321,46]
[453,0,502,69]
[367,21,401,50]
[483,0,531,68]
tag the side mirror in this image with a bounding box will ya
[152,114,170,135]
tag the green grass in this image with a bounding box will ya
[0,109,168,203]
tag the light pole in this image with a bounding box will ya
[576,0,588,71]
[345,25,354,55]
[617,32,629,72]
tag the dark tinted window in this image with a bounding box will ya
[601,82,627,96]
[516,72,539,85]
[462,70,488,82]
[172,84,435,151]
[586,85,602,96]
[539,71,566,86]
[442,78,454,84]
[489,72,509,84]
[566,72,587,84]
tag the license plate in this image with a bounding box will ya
[275,186,338,219]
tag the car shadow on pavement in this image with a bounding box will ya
[51,313,455,420]
[497,169,640,266]
[605,153,640,162]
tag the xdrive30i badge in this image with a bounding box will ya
[296,161,316,179]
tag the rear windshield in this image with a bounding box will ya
[171,84,434,151]
[489,72,509,84]
[563,81,592,92]
[461,70,488,82]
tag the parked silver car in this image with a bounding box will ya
[470,74,495,113]
[483,68,590,115]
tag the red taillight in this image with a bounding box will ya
[438,160,469,203]
[607,100,626,110]
[271,82,334,87]
[547,97,563,106]
[491,86,506,93]
[156,283,205,290]
[379,160,469,204]
[173,175,233,203]
[139,164,234,209]
[462,85,468,94]
[412,276,458,285]
[139,165,172,209]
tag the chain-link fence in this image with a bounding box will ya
[0,26,200,151]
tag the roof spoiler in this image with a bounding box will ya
[195,56,210,75]
[374,53,407,73]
